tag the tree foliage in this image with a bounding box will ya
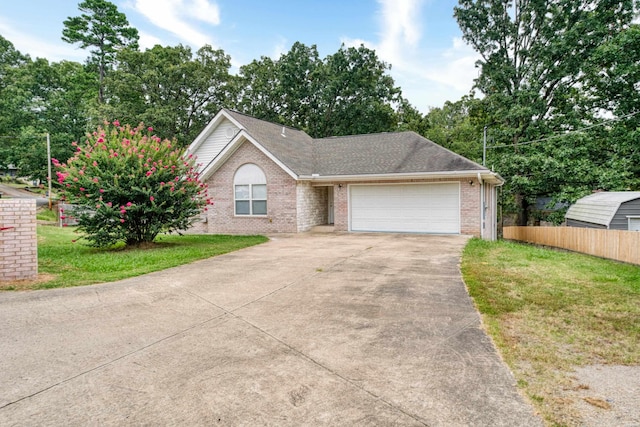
[423,96,485,163]
[0,35,96,180]
[54,122,209,247]
[235,42,402,138]
[102,44,233,146]
[454,0,639,224]
[62,0,139,103]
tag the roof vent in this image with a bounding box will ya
[281,127,286,138]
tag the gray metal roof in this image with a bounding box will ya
[224,109,488,177]
[565,192,640,227]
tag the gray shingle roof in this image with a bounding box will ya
[314,132,484,175]
[224,109,487,177]
[225,110,315,175]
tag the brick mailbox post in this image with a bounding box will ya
[0,199,37,281]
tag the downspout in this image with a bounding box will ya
[478,173,484,239]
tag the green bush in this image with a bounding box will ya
[54,121,210,247]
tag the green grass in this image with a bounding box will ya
[462,238,640,426]
[2,226,267,290]
[36,208,58,222]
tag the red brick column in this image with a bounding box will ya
[0,199,37,281]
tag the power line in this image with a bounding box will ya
[487,110,639,149]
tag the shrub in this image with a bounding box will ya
[54,121,210,247]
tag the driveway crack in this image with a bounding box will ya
[0,313,229,411]
[182,279,431,426]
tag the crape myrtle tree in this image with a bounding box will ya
[54,122,211,247]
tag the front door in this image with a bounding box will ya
[328,186,334,224]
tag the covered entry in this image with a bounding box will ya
[349,183,460,233]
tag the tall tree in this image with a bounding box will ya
[311,44,401,137]
[235,42,402,138]
[454,0,638,224]
[0,35,29,170]
[423,96,485,163]
[103,44,233,146]
[62,0,139,103]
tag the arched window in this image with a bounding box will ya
[234,164,267,215]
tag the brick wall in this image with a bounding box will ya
[334,184,349,231]
[459,178,481,236]
[200,153,487,238]
[296,183,328,231]
[0,199,37,281]
[203,141,298,234]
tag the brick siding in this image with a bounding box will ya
[0,199,37,281]
[200,145,486,237]
[202,142,298,234]
[296,182,328,231]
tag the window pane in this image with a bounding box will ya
[252,184,267,199]
[236,200,250,215]
[252,200,267,215]
[235,185,249,200]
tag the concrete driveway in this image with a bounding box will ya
[0,233,541,426]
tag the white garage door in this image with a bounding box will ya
[350,183,460,233]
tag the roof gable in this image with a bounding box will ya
[224,110,315,176]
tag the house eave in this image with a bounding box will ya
[302,170,504,185]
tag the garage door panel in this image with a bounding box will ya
[350,183,460,233]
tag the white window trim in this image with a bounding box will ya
[234,183,267,216]
[233,164,267,217]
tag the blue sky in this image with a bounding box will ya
[0,0,480,112]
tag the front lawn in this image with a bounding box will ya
[462,238,640,426]
[1,226,267,291]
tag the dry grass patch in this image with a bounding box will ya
[462,239,640,426]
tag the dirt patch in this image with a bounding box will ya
[568,365,640,426]
[0,274,56,291]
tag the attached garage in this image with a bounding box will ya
[349,183,460,233]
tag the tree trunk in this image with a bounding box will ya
[515,193,529,226]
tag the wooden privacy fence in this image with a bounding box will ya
[503,226,640,266]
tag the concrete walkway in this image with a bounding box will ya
[0,233,542,426]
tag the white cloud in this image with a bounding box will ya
[271,36,287,60]
[340,37,369,49]
[0,17,87,62]
[186,0,220,25]
[138,31,164,50]
[341,1,480,111]
[376,0,423,66]
[418,37,480,92]
[132,0,220,48]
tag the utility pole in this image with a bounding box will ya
[47,133,52,210]
[483,125,487,167]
